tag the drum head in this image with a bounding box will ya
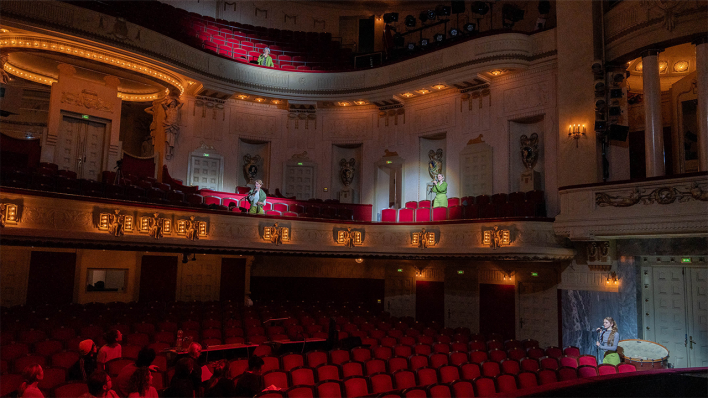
[618,339,669,361]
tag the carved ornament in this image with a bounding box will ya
[98,209,132,236]
[243,154,262,184]
[483,226,511,249]
[595,182,708,207]
[0,203,19,227]
[139,213,170,239]
[177,216,207,241]
[263,222,289,245]
[411,228,436,249]
[520,133,539,171]
[336,227,362,248]
[339,158,356,187]
[428,149,444,180]
[61,90,114,112]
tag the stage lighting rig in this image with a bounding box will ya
[434,33,445,43]
[449,28,459,38]
[419,10,429,23]
[435,5,451,16]
[471,1,490,15]
[502,4,525,28]
[463,23,476,34]
[384,13,399,23]
[406,42,416,51]
[420,38,430,48]
[405,15,416,27]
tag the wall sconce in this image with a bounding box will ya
[568,124,586,147]
[606,271,620,285]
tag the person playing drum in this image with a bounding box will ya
[596,317,620,365]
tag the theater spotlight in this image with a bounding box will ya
[405,15,416,27]
[393,34,404,47]
[383,12,399,23]
[406,42,416,51]
[420,38,430,47]
[449,27,459,37]
[463,22,477,33]
[502,4,525,28]
[471,1,490,15]
[435,5,451,16]
[434,33,445,43]
[419,10,429,23]
[427,9,437,20]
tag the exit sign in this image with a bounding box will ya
[682,258,692,263]
[531,272,539,277]
[81,114,89,119]
[297,162,303,165]
[397,268,403,273]
[386,160,393,164]
[457,270,464,275]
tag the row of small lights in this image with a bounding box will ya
[237,94,282,105]
[400,83,447,98]
[337,100,367,107]
[634,60,689,73]
[5,62,165,102]
[0,36,185,94]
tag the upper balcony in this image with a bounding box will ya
[554,173,708,240]
[0,0,557,102]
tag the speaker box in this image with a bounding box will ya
[608,124,629,142]
[451,1,466,14]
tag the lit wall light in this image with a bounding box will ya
[338,102,351,106]
[606,271,620,285]
[417,89,429,94]
[634,62,643,71]
[658,61,668,73]
[673,61,689,72]
[401,93,414,98]
[272,100,280,104]
[255,98,264,102]
[238,94,249,100]
[355,258,363,263]
[432,84,445,90]
[354,100,366,105]
[490,70,503,76]
[568,124,586,147]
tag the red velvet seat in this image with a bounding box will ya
[517,371,538,389]
[429,353,449,369]
[432,207,447,221]
[387,357,408,374]
[537,369,558,385]
[365,359,386,375]
[315,380,343,398]
[38,366,66,391]
[546,346,563,359]
[413,344,431,356]
[488,349,507,363]
[481,361,500,377]
[563,346,581,357]
[13,354,46,373]
[341,361,364,378]
[393,369,416,389]
[343,375,369,398]
[438,365,460,383]
[449,351,468,366]
[415,367,438,386]
[0,374,24,397]
[409,355,429,371]
[577,355,597,367]
[469,350,488,364]
[415,208,430,222]
[315,364,341,381]
[560,355,579,368]
[500,358,520,375]
[398,208,414,222]
[418,200,431,208]
[34,340,63,357]
[463,204,479,219]
[558,366,578,381]
[405,201,418,209]
[290,366,316,386]
[598,363,617,375]
[52,381,89,398]
[578,364,599,378]
[370,372,394,393]
[330,349,350,365]
[473,376,496,396]
[539,356,559,370]
[50,351,80,369]
[526,347,545,359]
[381,209,397,222]
[448,206,463,220]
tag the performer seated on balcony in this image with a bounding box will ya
[257,47,274,67]
[247,180,267,215]
[432,173,448,208]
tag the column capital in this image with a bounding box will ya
[640,49,664,58]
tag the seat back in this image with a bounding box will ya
[473,376,496,396]
[393,369,416,389]
[415,367,438,386]
[558,366,578,381]
[343,375,369,398]
[438,365,460,383]
[290,366,315,386]
[381,209,397,222]
[369,372,393,393]
[315,380,343,398]
[495,374,518,393]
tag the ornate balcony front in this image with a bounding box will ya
[554,173,708,240]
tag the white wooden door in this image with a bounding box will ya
[652,267,689,368]
[56,116,106,180]
[459,143,493,198]
[688,268,708,367]
[518,283,558,349]
[285,166,313,200]
[189,156,222,191]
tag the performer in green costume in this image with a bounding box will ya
[257,47,274,67]
[596,317,621,365]
[432,174,448,208]
[247,179,267,214]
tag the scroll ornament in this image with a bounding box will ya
[412,228,435,249]
[339,158,356,187]
[520,133,539,171]
[61,89,114,112]
[595,182,708,207]
[243,154,262,184]
[428,149,443,179]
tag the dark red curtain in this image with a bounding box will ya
[27,251,76,306]
[416,281,445,325]
[0,133,41,170]
[139,255,177,302]
[220,258,246,302]
[480,283,516,340]
[122,152,156,179]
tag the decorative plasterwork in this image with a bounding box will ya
[262,222,290,245]
[555,175,708,240]
[0,203,19,227]
[1,190,574,260]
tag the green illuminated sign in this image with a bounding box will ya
[297,162,303,165]
[682,258,692,263]
[386,160,393,164]
[81,115,89,119]
[531,272,539,277]
[457,270,464,275]
[203,153,210,157]
[397,268,403,273]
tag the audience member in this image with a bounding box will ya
[164,357,196,398]
[233,356,264,398]
[69,339,98,381]
[115,347,158,397]
[127,367,158,398]
[98,329,123,370]
[18,364,44,398]
[185,342,203,393]
[81,370,119,398]
[203,360,234,397]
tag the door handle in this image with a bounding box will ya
[689,336,696,349]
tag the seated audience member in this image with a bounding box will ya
[69,339,98,381]
[233,356,265,398]
[116,347,158,397]
[164,357,196,398]
[18,364,44,398]
[98,329,123,370]
[81,370,119,398]
[204,360,234,397]
[127,367,158,398]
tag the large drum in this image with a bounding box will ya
[618,339,669,370]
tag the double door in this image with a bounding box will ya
[55,114,108,180]
[285,165,314,200]
[643,266,708,368]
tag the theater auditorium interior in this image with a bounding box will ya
[0,0,707,397]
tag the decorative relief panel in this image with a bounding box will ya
[323,117,371,140]
[503,83,549,114]
[230,111,277,137]
[413,103,451,131]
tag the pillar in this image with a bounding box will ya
[695,38,708,171]
[641,49,665,177]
